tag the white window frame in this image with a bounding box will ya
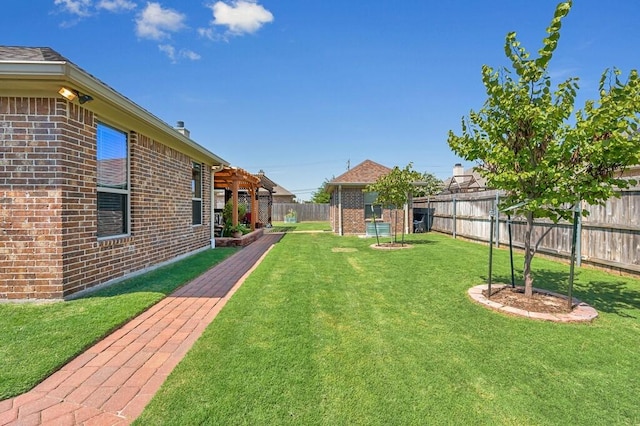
[192,162,203,226]
[364,191,383,221]
[96,122,130,239]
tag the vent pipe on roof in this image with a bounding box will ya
[175,121,190,138]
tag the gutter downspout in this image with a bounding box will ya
[404,198,409,235]
[211,165,225,248]
[338,185,343,236]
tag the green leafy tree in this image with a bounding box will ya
[448,1,640,297]
[366,163,423,244]
[413,172,444,197]
[222,199,247,237]
[310,178,332,204]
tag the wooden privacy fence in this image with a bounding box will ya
[415,189,640,276]
[272,203,329,222]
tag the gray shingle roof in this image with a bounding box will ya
[0,46,68,62]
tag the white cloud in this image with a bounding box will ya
[158,44,201,63]
[97,0,136,12]
[54,0,92,17]
[136,2,186,40]
[198,27,214,39]
[208,0,273,36]
[181,50,201,61]
[158,44,176,62]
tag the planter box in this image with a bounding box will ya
[284,217,297,223]
[215,229,264,247]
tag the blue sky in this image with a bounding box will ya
[3,1,639,200]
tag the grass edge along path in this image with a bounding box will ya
[137,232,640,425]
[0,246,238,400]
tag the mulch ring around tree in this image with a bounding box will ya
[468,284,598,323]
[370,242,414,250]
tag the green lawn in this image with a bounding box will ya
[0,246,238,400]
[268,221,332,233]
[136,232,640,425]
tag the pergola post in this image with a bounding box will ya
[232,177,239,226]
[250,188,258,230]
[267,191,273,226]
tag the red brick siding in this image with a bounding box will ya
[329,186,413,235]
[1,96,213,299]
[0,97,65,298]
[58,101,100,297]
[0,190,64,298]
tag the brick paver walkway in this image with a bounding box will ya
[0,232,284,426]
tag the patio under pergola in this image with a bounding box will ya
[213,166,275,236]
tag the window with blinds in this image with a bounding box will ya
[192,162,202,225]
[364,191,382,220]
[97,123,129,238]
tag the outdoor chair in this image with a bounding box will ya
[413,214,426,233]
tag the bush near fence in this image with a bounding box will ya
[414,189,640,276]
[272,203,329,222]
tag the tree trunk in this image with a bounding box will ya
[393,209,399,244]
[401,206,406,245]
[523,211,535,297]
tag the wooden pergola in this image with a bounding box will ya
[213,166,261,230]
[255,170,276,225]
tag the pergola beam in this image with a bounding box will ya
[214,166,261,231]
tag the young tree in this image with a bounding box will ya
[448,1,640,297]
[366,163,423,244]
[310,178,332,204]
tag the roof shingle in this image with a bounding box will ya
[0,46,68,62]
[330,159,391,184]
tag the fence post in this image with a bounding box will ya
[488,207,495,297]
[452,195,457,239]
[495,192,500,248]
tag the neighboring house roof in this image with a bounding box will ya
[326,159,392,190]
[253,170,293,198]
[621,164,640,189]
[441,166,487,194]
[255,170,277,193]
[98,158,127,188]
[271,183,295,198]
[0,46,228,167]
[440,163,640,194]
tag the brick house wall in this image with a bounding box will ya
[0,96,212,299]
[329,186,410,235]
[1,97,65,298]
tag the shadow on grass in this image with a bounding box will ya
[76,247,240,300]
[490,269,640,318]
[399,238,437,246]
[267,226,298,233]
[368,233,438,246]
[578,280,640,318]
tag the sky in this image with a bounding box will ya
[2,1,639,201]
